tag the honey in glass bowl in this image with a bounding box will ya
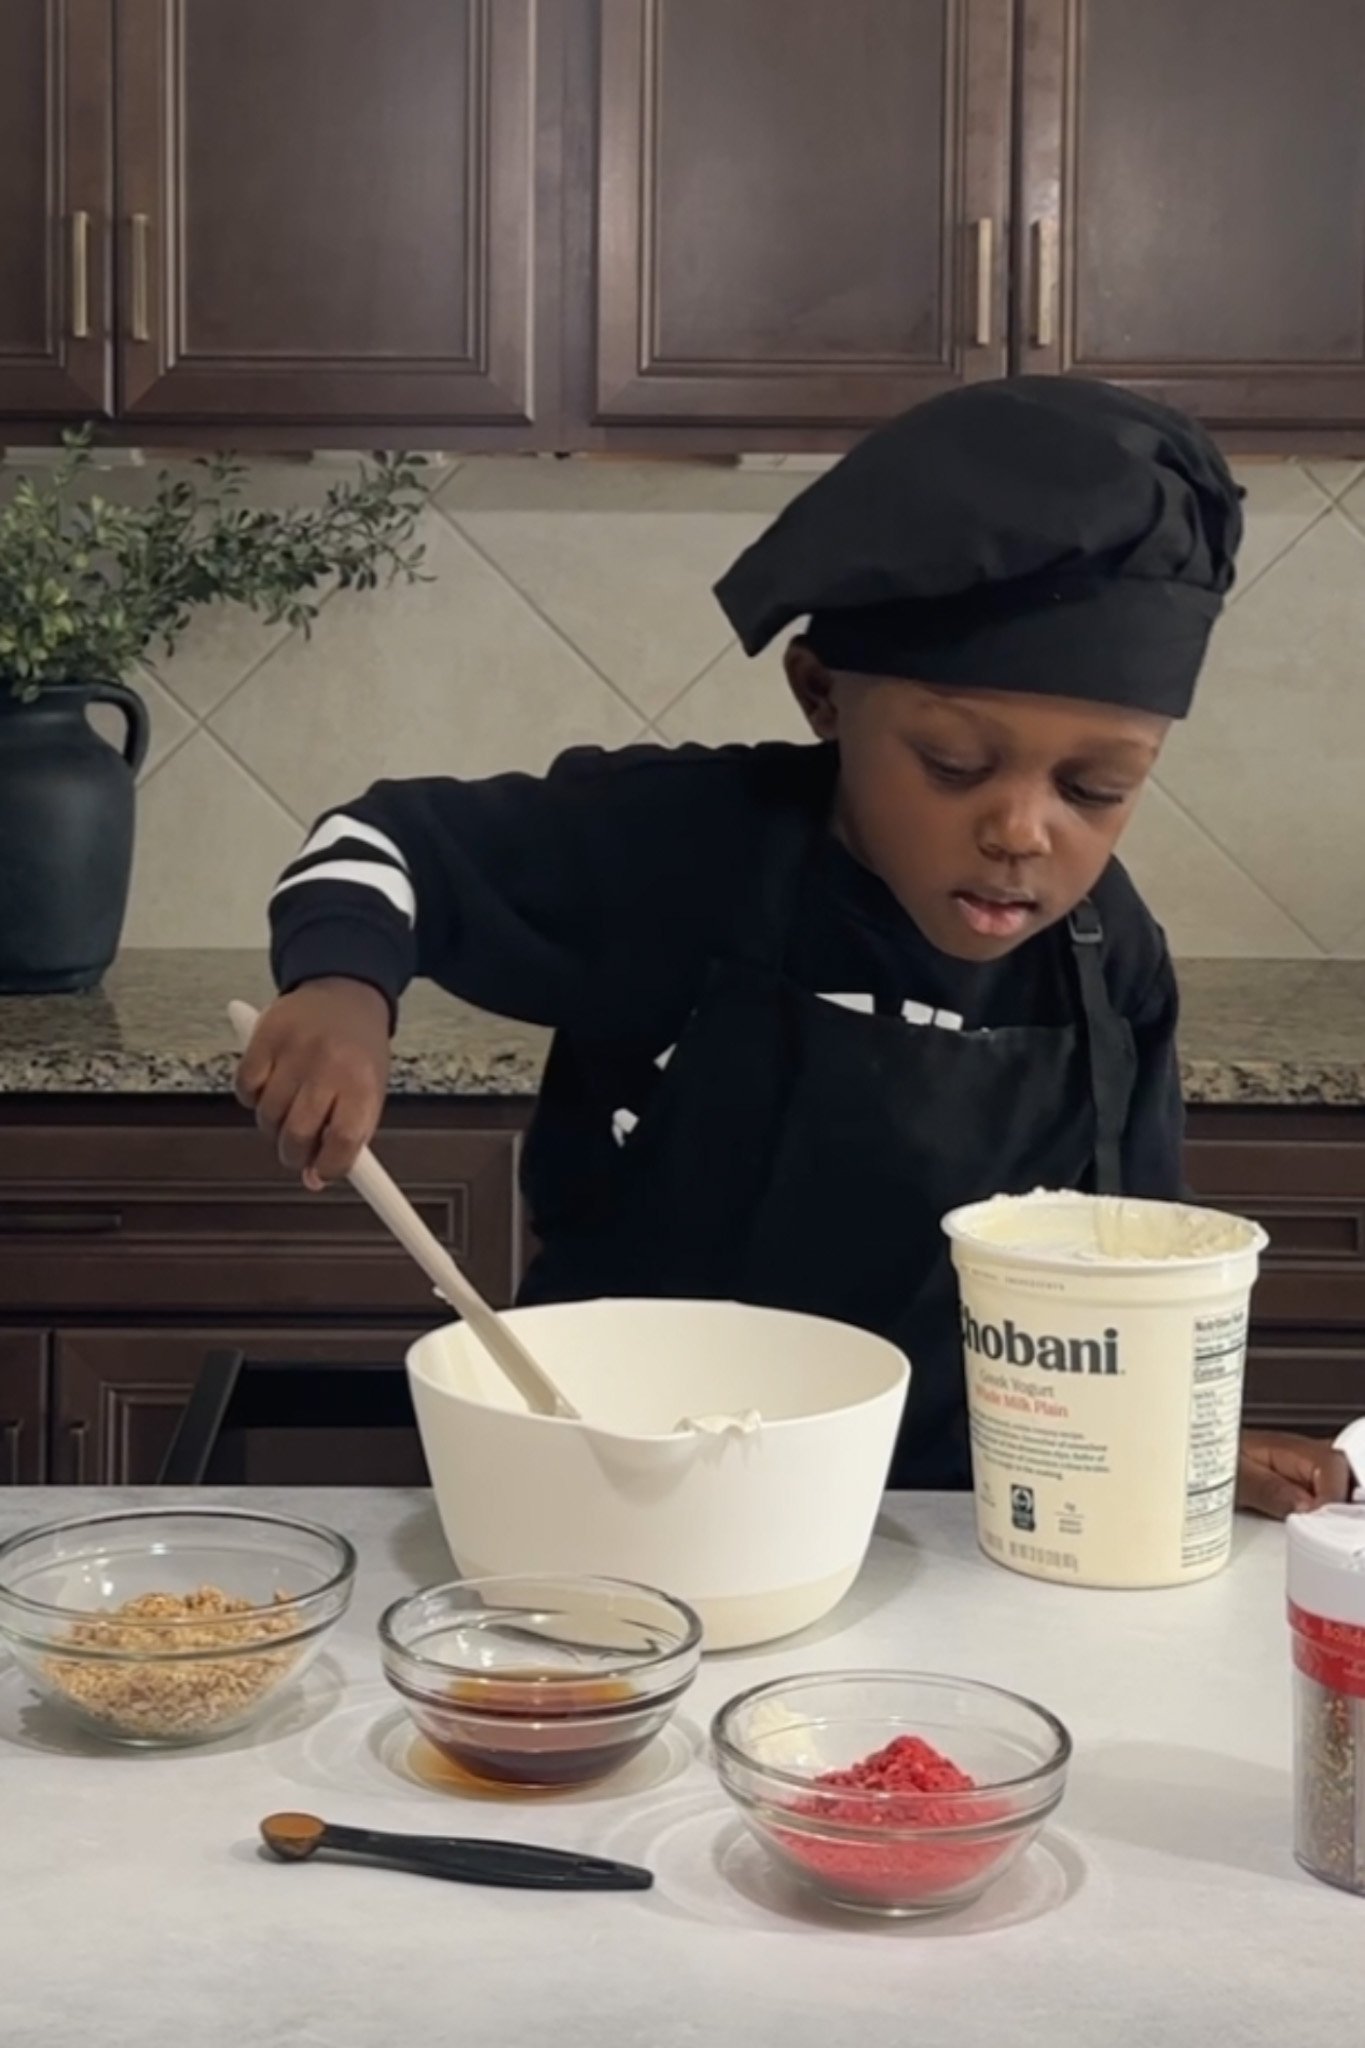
[378,1576,702,1790]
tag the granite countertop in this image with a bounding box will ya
[4,1486,1362,2048]
[1177,959,1365,1106]
[0,950,1363,1105]
[0,952,548,1098]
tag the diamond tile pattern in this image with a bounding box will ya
[2,451,1360,957]
[1305,461,1365,503]
[212,509,646,823]
[656,636,813,749]
[122,730,302,949]
[443,504,769,719]
[1228,461,1331,594]
[1158,510,1365,953]
[1119,785,1317,958]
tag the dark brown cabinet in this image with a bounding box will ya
[3,0,1365,443]
[115,0,541,429]
[0,0,112,420]
[50,1328,429,1485]
[588,0,1013,429]
[0,1103,522,1318]
[0,1333,48,1484]
[0,1098,527,1484]
[1017,0,1365,430]
[1186,1107,1365,1435]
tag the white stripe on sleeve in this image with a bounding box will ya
[271,859,417,924]
[297,812,411,871]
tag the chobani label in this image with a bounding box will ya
[945,1192,1266,1592]
[960,1307,1119,1376]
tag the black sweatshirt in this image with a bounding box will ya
[270,742,1185,1256]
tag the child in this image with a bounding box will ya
[239,377,1349,1517]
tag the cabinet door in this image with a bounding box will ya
[1018,0,1365,428]
[0,1333,48,1484]
[591,0,1013,429]
[115,0,536,426]
[52,1327,430,1486]
[0,0,111,419]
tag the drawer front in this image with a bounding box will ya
[52,1325,430,1486]
[1243,1336,1365,1438]
[1186,1114,1365,1327]
[0,1118,522,1313]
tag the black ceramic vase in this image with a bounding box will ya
[0,681,151,994]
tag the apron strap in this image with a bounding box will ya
[1067,900,1130,1196]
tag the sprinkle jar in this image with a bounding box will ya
[1288,1506,1365,1896]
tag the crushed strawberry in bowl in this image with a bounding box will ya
[711,1673,1071,1917]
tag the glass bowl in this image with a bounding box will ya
[0,1507,355,1747]
[712,1672,1071,1916]
[378,1574,702,1788]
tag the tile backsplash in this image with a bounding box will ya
[7,449,1365,960]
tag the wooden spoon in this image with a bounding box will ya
[228,1000,579,1421]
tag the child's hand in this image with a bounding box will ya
[235,979,391,1190]
[1236,1429,1351,1520]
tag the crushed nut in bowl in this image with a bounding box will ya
[0,1507,356,1747]
[43,1586,300,1741]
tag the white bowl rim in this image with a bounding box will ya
[408,1296,910,1441]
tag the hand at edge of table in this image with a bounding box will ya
[1236,1430,1351,1520]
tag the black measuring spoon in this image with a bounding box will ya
[259,1812,653,1892]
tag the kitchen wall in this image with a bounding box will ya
[7,449,1365,959]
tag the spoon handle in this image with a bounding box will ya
[226,999,577,1423]
[345,1144,577,1420]
[318,1823,653,1892]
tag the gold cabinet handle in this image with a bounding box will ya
[70,210,91,340]
[130,213,150,343]
[972,218,995,348]
[1033,217,1058,349]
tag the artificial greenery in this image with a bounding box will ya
[0,431,428,699]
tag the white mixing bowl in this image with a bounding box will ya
[407,1298,910,1651]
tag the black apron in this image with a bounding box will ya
[521,809,1136,1487]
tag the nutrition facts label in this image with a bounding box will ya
[1182,1306,1249,1569]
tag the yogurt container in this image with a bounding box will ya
[943,1191,1268,1590]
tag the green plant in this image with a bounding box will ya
[0,431,429,699]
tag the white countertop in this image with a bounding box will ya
[1,1488,1361,2048]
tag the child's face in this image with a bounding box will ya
[786,646,1168,962]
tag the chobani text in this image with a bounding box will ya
[959,1307,1120,1376]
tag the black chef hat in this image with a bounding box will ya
[714,377,1243,719]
